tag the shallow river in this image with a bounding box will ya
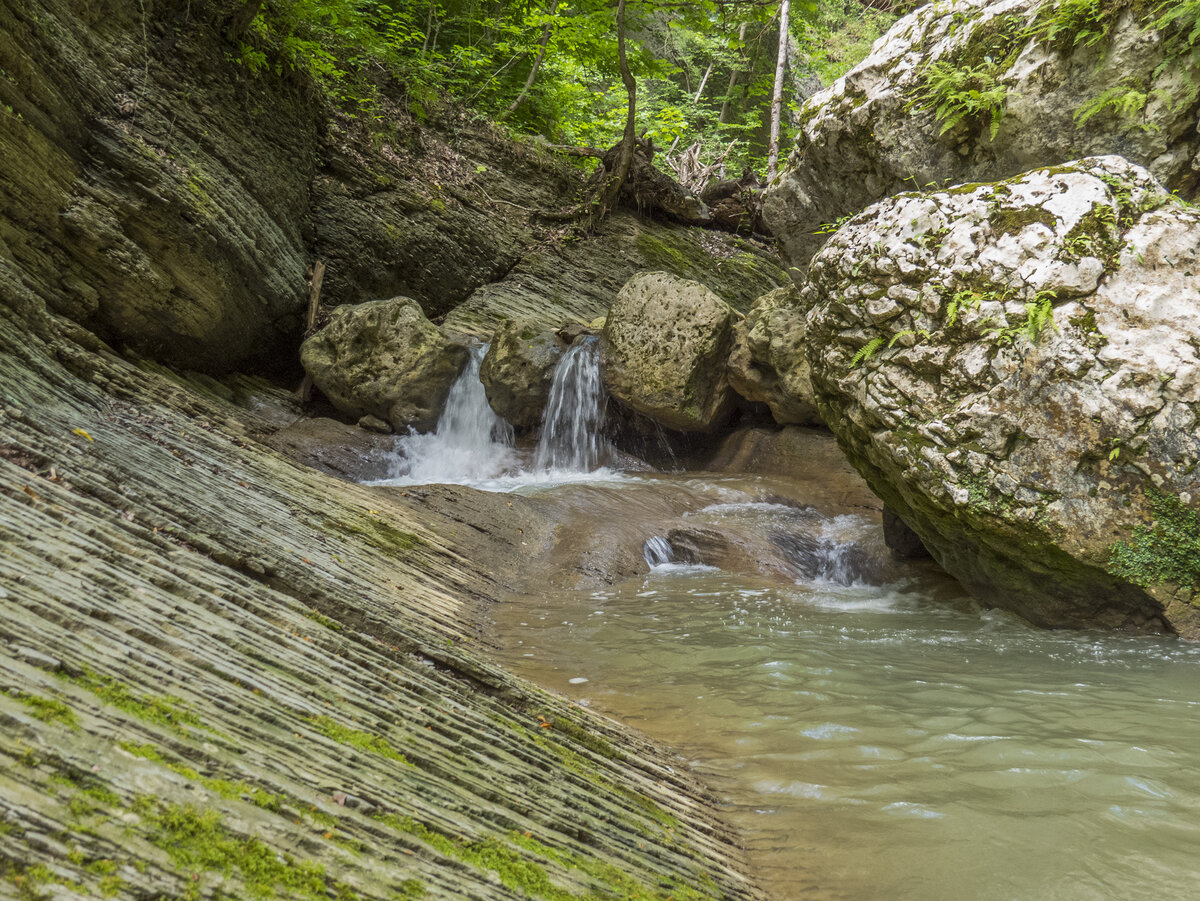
[486,473,1200,901]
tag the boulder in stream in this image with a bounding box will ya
[300,297,468,432]
[601,271,737,433]
[764,0,1200,272]
[479,319,566,429]
[727,285,823,426]
[804,155,1200,635]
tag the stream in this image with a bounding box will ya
[372,343,1200,900]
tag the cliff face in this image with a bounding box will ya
[0,0,582,373]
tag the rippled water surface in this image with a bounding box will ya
[490,490,1200,900]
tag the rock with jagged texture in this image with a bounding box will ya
[764,0,1200,272]
[727,285,823,426]
[803,156,1200,636]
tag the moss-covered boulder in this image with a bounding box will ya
[602,272,737,433]
[764,0,1200,272]
[478,320,566,430]
[727,285,823,426]
[804,155,1200,635]
[300,298,467,432]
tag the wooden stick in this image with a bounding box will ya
[297,260,325,403]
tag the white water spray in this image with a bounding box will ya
[533,336,608,473]
[383,344,516,484]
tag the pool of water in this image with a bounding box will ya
[488,478,1200,900]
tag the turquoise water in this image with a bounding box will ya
[490,482,1200,900]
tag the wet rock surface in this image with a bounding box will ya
[764,0,1200,271]
[803,156,1200,635]
[479,320,566,430]
[602,272,738,433]
[0,270,764,898]
[300,297,469,433]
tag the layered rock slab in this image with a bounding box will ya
[804,156,1200,635]
[764,0,1200,271]
[0,260,764,898]
[602,272,737,433]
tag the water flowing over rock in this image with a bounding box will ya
[300,297,468,432]
[727,285,823,426]
[803,156,1200,635]
[533,336,609,472]
[478,320,566,429]
[601,272,737,433]
[389,344,518,484]
[764,0,1200,272]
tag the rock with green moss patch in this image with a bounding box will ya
[804,156,1200,635]
[764,0,1200,272]
[727,285,823,426]
[479,320,566,430]
[300,297,468,432]
[602,272,737,433]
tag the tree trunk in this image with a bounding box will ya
[225,0,263,41]
[718,22,748,125]
[767,0,790,181]
[504,0,560,117]
[583,0,636,231]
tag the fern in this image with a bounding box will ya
[850,336,886,369]
[914,61,1008,140]
[1157,0,1200,48]
[945,289,985,327]
[1075,84,1162,131]
[1022,291,1058,342]
[888,328,931,348]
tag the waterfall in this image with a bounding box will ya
[643,536,674,568]
[386,344,516,484]
[533,336,607,473]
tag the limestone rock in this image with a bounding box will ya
[764,0,1200,272]
[300,298,468,432]
[601,272,737,433]
[804,155,1200,635]
[727,285,823,426]
[479,320,566,429]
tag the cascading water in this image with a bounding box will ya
[533,336,608,473]
[642,536,674,568]
[383,344,516,484]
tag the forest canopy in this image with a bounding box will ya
[233,0,903,175]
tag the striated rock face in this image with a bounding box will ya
[727,285,823,426]
[804,156,1200,635]
[442,212,786,338]
[764,0,1200,271]
[602,272,737,433]
[479,320,565,429]
[300,298,468,432]
[0,253,764,900]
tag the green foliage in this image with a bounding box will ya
[912,60,1008,140]
[1109,487,1200,589]
[1033,0,1131,53]
[850,336,886,369]
[946,289,984,328]
[15,693,78,729]
[61,667,205,734]
[1074,83,1163,130]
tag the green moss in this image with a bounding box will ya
[16,693,78,729]
[989,204,1056,237]
[634,232,689,272]
[395,878,426,899]
[1109,487,1200,589]
[312,715,412,765]
[539,714,626,762]
[304,608,344,631]
[63,667,205,734]
[149,804,329,899]
[324,516,423,555]
[118,741,284,811]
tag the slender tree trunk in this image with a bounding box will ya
[718,22,748,125]
[767,0,790,181]
[504,0,560,117]
[225,0,263,41]
[667,57,715,154]
[584,0,636,231]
